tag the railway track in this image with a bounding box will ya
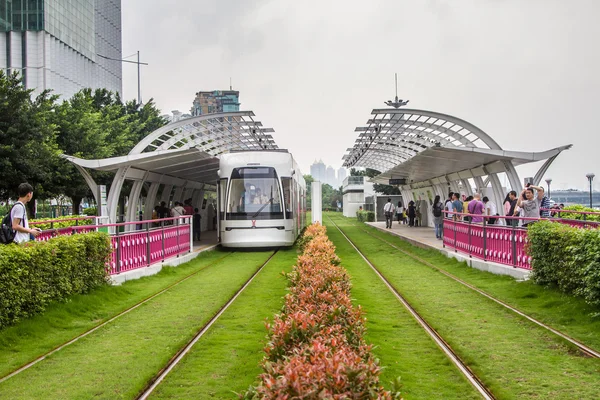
[135,250,278,400]
[327,215,495,400]
[0,252,233,384]
[332,215,600,359]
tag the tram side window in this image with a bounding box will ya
[219,179,228,220]
[282,177,293,219]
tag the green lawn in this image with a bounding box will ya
[0,249,231,380]
[325,223,480,399]
[341,214,600,352]
[150,248,298,399]
[0,251,273,399]
[326,214,600,399]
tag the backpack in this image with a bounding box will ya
[0,203,23,244]
[433,202,443,217]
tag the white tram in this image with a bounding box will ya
[217,150,307,248]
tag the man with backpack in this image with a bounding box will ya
[9,183,41,243]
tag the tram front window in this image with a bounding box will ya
[227,167,283,220]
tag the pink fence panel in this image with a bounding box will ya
[484,225,515,266]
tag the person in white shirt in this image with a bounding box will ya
[445,192,454,219]
[482,196,498,225]
[383,198,395,228]
[11,183,41,243]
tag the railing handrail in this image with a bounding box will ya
[540,208,600,216]
[443,210,600,226]
[38,216,192,235]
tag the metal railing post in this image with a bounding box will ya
[176,218,180,258]
[115,229,121,274]
[146,223,151,267]
[512,223,517,268]
[468,218,472,258]
[454,218,457,252]
[161,222,166,261]
[483,217,487,261]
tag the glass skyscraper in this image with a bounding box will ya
[0,0,122,99]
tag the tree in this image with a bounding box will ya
[0,71,61,214]
[304,174,314,207]
[350,167,400,195]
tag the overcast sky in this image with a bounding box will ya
[121,0,599,190]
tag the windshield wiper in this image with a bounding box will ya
[251,198,274,219]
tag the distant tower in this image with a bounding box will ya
[191,90,241,116]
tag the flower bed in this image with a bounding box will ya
[244,223,400,398]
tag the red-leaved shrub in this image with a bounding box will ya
[243,223,401,399]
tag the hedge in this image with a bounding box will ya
[356,210,375,222]
[30,216,94,230]
[244,224,400,398]
[557,205,600,222]
[528,221,600,307]
[0,232,111,328]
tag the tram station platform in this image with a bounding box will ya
[110,230,219,285]
[365,221,531,280]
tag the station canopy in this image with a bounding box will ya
[343,108,571,189]
[64,111,278,188]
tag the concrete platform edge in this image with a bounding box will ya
[367,224,530,281]
[109,244,219,285]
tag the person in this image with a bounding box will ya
[183,199,194,215]
[463,195,473,222]
[402,208,408,225]
[11,183,41,243]
[253,188,269,205]
[505,191,519,227]
[445,192,454,219]
[482,196,498,224]
[240,183,254,209]
[517,185,544,227]
[171,201,186,220]
[396,201,403,224]
[158,201,170,219]
[193,208,201,241]
[432,195,444,239]
[451,193,463,221]
[539,188,550,218]
[407,201,416,227]
[467,193,485,223]
[383,198,395,228]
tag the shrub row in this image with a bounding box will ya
[0,233,111,328]
[528,221,600,307]
[244,223,400,398]
[556,205,600,222]
[30,216,94,230]
[357,210,375,222]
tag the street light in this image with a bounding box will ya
[586,173,595,209]
[545,178,552,201]
[384,73,410,109]
[97,51,148,105]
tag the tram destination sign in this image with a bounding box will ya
[389,178,407,185]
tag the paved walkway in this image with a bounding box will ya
[366,221,442,251]
[191,230,219,252]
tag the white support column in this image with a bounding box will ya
[462,179,474,196]
[450,180,461,196]
[503,161,522,193]
[107,166,130,224]
[311,181,322,224]
[172,186,184,204]
[144,182,160,220]
[489,173,506,212]
[182,188,194,203]
[126,180,145,232]
[192,188,205,210]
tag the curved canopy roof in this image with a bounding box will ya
[64,111,278,186]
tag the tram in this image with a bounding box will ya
[217,150,307,248]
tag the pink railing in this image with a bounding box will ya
[36,217,192,275]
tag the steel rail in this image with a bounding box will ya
[339,216,600,359]
[327,215,495,400]
[136,250,279,400]
[0,250,230,384]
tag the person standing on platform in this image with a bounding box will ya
[483,196,498,224]
[451,193,463,221]
[396,201,403,224]
[517,185,544,227]
[506,191,519,227]
[193,208,201,241]
[539,189,551,218]
[383,198,395,228]
[183,199,194,215]
[445,192,454,219]
[432,195,444,239]
[468,193,485,223]
[463,195,473,222]
[407,201,417,227]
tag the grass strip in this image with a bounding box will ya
[342,214,600,351]
[149,248,298,399]
[324,220,480,399]
[0,248,229,379]
[328,216,600,399]
[0,251,273,399]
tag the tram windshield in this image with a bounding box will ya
[226,167,283,220]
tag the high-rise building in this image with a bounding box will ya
[190,90,240,116]
[326,166,336,187]
[337,167,347,186]
[310,159,326,182]
[0,0,122,100]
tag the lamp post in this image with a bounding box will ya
[586,173,595,209]
[97,51,148,105]
[545,178,552,201]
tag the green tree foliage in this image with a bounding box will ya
[350,168,400,195]
[304,174,314,207]
[0,72,60,206]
